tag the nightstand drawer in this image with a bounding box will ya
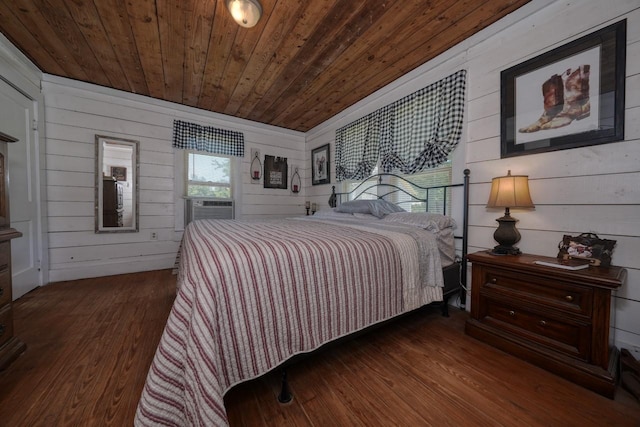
[482,298,591,361]
[0,304,14,348]
[481,268,592,316]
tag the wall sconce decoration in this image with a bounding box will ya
[226,0,262,28]
[250,150,262,181]
[486,170,535,255]
[291,167,301,193]
[305,201,310,216]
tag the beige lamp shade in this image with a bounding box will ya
[486,170,534,209]
[226,0,262,28]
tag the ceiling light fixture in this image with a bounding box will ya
[226,0,262,28]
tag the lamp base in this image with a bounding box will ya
[492,210,522,256]
[490,245,522,255]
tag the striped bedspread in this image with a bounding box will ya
[135,218,444,426]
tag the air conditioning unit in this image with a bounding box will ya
[186,198,235,226]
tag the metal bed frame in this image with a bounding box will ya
[328,168,470,310]
[276,169,470,404]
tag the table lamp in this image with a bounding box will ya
[486,170,534,255]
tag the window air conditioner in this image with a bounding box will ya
[186,198,235,226]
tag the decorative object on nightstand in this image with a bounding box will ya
[311,203,317,215]
[465,251,626,398]
[0,131,25,370]
[305,201,310,216]
[291,167,301,193]
[557,233,616,267]
[250,150,262,181]
[486,170,534,255]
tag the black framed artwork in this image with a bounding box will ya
[311,144,330,185]
[263,155,288,189]
[501,20,626,158]
[110,166,127,181]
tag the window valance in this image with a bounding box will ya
[335,70,466,181]
[335,113,381,181]
[172,120,244,157]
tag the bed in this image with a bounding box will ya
[135,170,469,426]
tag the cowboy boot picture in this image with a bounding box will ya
[542,64,591,129]
[518,74,564,133]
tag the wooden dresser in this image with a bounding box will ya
[103,177,123,227]
[0,133,25,370]
[465,251,626,398]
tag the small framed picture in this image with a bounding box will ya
[311,144,330,186]
[110,166,127,181]
[263,155,288,189]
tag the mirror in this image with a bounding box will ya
[95,135,139,233]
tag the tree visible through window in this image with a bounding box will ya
[186,151,232,198]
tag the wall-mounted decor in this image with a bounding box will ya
[311,143,330,185]
[290,167,301,193]
[250,149,262,181]
[501,20,626,158]
[110,166,127,181]
[96,135,139,233]
[263,155,288,189]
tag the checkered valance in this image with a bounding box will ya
[335,113,381,181]
[172,120,244,157]
[335,70,466,181]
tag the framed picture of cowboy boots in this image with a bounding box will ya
[500,20,626,158]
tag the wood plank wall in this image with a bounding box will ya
[42,78,306,283]
[306,0,640,355]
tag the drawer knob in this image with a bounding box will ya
[539,320,547,327]
[565,295,573,302]
[509,310,515,316]
[490,278,497,284]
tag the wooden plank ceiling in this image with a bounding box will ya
[0,0,530,132]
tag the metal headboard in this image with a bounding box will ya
[328,169,470,305]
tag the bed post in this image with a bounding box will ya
[329,185,337,208]
[460,169,470,308]
[277,369,293,404]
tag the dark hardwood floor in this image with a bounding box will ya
[0,270,638,426]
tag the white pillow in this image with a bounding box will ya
[382,212,456,232]
[335,199,405,218]
[311,208,354,218]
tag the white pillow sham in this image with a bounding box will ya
[381,212,456,232]
[335,199,405,218]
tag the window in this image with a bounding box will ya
[185,151,232,198]
[390,161,452,214]
[342,166,379,200]
[341,161,452,214]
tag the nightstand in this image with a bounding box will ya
[465,251,626,398]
